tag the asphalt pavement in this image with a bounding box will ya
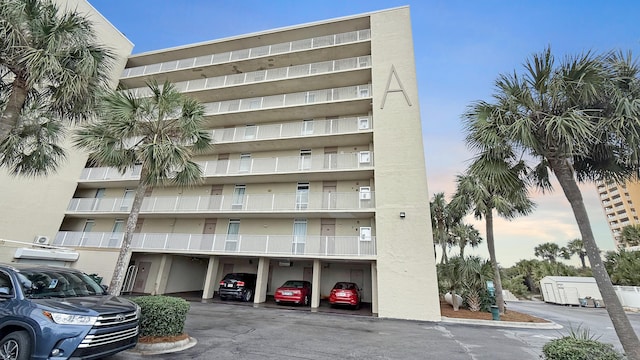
[107,299,583,360]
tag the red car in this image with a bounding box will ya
[274,280,312,306]
[329,281,362,309]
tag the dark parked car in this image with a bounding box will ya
[329,281,362,309]
[274,280,312,306]
[218,273,257,302]
[0,263,140,360]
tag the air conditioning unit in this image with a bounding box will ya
[358,151,371,164]
[33,235,50,246]
[359,187,371,200]
[359,227,372,241]
[358,117,370,130]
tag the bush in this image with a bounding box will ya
[542,327,625,360]
[131,296,190,337]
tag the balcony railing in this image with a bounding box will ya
[53,232,376,257]
[201,84,371,116]
[79,151,374,182]
[128,56,371,98]
[209,116,371,143]
[121,29,371,78]
[66,191,376,214]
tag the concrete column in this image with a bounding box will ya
[311,259,322,309]
[255,257,269,303]
[202,256,219,299]
[371,261,378,315]
[152,254,172,295]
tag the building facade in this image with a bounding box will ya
[2,6,440,321]
[596,179,640,247]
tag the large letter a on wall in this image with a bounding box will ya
[380,65,412,109]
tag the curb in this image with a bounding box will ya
[126,336,198,356]
[440,317,563,329]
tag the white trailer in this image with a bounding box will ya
[540,276,603,306]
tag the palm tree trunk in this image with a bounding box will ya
[580,254,586,269]
[551,159,640,360]
[459,245,465,260]
[108,167,149,296]
[485,210,506,314]
[0,76,28,143]
[440,235,448,264]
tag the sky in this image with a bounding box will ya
[87,0,640,267]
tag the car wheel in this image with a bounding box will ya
[0,331,31,360]
[354,301,361,310]
[243,289,253,302]
[304,295,309,306]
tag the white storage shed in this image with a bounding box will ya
[540,276,602,306]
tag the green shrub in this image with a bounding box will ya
[542,327,625,360]
[131,296,190,337]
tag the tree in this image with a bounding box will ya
[73,80,212,295]
[463,47,640,358]
[450,154,534,314]
[604,249,640,286]
[430,192,462,264]
[0,0,114,176]
[566,238,588,268]
[620,224,640,248]
[534,242,569,263]
[451,223,482,259]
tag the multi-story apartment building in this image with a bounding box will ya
[596,179,640,247]
[1,6,440,321]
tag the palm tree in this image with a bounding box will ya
[604,249,640,286]
[450,154,534,314]
[430,192,462,264]
[566,238,588,268]
[620,224,640,248]
[0,0,114,176]
[73,80,212,295]
[463,47,640,358]
[451,223,482,259]
[534,242,569,263]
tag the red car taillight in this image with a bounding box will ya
[236,281,245,287]
[219,281,224,285]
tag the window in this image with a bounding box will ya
[120,189,135,211]
[304,92,315,103]
[93,188,105,210]
[239,154,251,173]
[225,219,240,251]
[299,149,312,170]
[296,183,309,210]
[244,125,257,139]
[0,271,13,296]
[109,219,125,247]
[292,219,307,254]
[82,219,95,244]
[232,185,246,209]
[302,119,314,135]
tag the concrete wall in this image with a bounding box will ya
[369,7,440,321]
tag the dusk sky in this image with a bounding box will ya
[87,0,640,266]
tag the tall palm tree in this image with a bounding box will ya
[450,154,534,314]
[533,242,569,263]
[566,238,588,268]
[73,80,212,295]
[620,224,640,248]
[463,47,640,358]
[430,192,462,264]
[451,223,482,259]
[0,0,114,175]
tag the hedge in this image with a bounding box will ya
[542,337,625,360]
[131,296,190,337]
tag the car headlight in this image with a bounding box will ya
[43,311,97,325]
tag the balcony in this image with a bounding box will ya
[66,191,376,217]
[121,29,371,79]
[78,152,374,185]
[53,232,376,258]
[127,56,372,101]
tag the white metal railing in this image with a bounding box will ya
[79,151,374,182]
[209,116,371,143]
[66,191,376,213]
[53,232,376,257]
[201,84,371,116]
[128,56,371,98]
[121,29,371,78]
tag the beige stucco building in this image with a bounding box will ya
[0,5,440,321]
[596,179,640,248]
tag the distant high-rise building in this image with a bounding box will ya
[596,179,640,247]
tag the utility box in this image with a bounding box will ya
[540,276,602,306]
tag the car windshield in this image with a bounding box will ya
[334,282,356,290]
[282,281,306,288]
[17,269,106,298]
